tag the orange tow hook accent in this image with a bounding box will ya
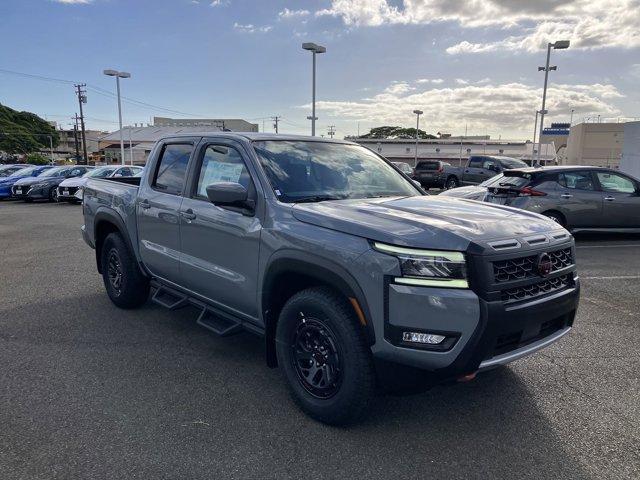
[457,372,477,382]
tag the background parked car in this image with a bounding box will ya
[11,165,91,202]
[0,164,28,177]
[438,155,528,190]
[0,165,53,199]
[58,165,143,203]
[413,160,451,189]
[441,166,640,231]
[390,161,415,179]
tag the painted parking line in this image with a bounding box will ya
[582,275,640,280]
[576,244,640,249]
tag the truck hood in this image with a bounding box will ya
[15,176,60,186]
[292,195,558,251]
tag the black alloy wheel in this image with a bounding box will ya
[446,177,459,189]
[49,187,58,202]
[291,316,343,399]
[107,249,123,297]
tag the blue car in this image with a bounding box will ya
[0,165,54,199]
[0,164,29,178]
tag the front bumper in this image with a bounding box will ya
[372,274,579,384]
[57,185,80,202]
[12,184,49,199]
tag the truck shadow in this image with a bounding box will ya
[1,292,588,479]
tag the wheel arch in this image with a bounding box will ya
[93,210,138,274]
[541,209,567,227]
[261,252,375,367]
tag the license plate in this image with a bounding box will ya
[16,188,22,194]
[62,190,69,195]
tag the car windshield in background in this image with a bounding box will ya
[253,141,419,203]
[85,167,117,178]
[500,158,528,169]
[10,167,38,177]
[37,167,66,178]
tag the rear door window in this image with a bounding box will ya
[559,171,595,191]
[416,161,438,171]
[152,143,193,195]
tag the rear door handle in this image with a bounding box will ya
[604,196,615,201]
[560,193,573,199]
[139,199,150,209]
[180,209,196,221]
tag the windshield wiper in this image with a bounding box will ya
[292,194,349,203]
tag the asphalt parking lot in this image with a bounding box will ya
[1,201,639,480]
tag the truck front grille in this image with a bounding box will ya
[493,247,572,283]
[500,274,573,303]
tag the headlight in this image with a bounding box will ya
[373,242,468,288]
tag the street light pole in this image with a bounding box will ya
[537,40,569,164]
[413,109,423,167]
[302,43,326,136]
[103,69,131,165]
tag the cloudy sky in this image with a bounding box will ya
[1,0,638,139]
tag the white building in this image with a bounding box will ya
[620,121,640,178]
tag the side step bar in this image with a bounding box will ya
[197,308,243,337]
[149,281,263,338]
[152,286,189,310]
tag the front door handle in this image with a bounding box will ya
[604,196,615,201]
[139,199,150,209]
[180,209,196,221]
[560,193,573,199]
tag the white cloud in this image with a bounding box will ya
[233,22,272,33]
[416,78,443,84]
[317,0,640,53]
[52,0,91,3]
[455,78,468,85]
[279,8,310,19]
[210,0,228,6]
[298,80,622,136]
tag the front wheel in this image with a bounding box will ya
[49,187,58,203]
[542,211,567,228]
[276,287,375,425]
[100,232,150,309]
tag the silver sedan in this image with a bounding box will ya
[440,166,640,232]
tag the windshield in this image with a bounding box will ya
[10,166,38,177]
[85,166,116,178]
[37,167,66,178]
[253,141,419,202]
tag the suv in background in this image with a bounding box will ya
[441,166,640,231]
[414,160,450,189]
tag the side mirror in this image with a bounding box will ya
[206,182,254,212]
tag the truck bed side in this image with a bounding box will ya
[82,177,142,266]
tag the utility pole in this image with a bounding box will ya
[272,116,280,133]
[73,114,80,162]
[327,125,335,138]
[413,110,423,167]
[74,84,88,164]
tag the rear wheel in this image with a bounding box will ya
[445,176,459,189]
[276,287,375,425]
[101,232,150,309]
[48,187,58,203]
[542,211,567,228]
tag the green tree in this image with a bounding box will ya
[26,153,50,165]
[359,125,436,139]
[0,103,59,154]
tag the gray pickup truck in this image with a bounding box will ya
[417,155,529,190]
[81,133,580,425]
